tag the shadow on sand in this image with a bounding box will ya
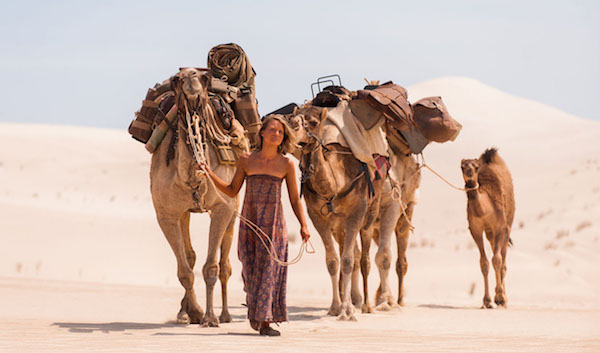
[417,304,473,310]
[52,322,180,333]
[52,305,325,334]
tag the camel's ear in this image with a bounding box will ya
[199,73,210,88]
[170,75,180,89]
[293,106,299,115]
[319,107,328,121]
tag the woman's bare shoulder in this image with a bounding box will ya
[283,155,296,173]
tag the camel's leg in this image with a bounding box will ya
[176,211,204,324]
[218,212,235,323]
[201,206,232,327]
[493,226,509,307]
[337,240,344,301]
[338,213,365,321]
[351,241,363,307]
[374,197,400,310]
[158,210,204,324]
[395,202,414,306]
[360,228,373,313]
[470,224,492,308]
[310,213,342,316]
[500,239,509,306]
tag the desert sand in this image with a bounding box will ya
[1,77,599,352]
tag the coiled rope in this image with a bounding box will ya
[185,104,314,267]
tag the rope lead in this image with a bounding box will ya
[188,103,314,267]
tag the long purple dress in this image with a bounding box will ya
[238,174,289,324]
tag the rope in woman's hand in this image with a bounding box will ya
[189,105,315,267]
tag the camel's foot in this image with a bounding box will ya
[219,310,232,324]
[200,311,219,327]
[327,302,342,316]
[481,296,493,309]
[361,302,373,314]
[336,303,356,321]
[374,301,400,311]
[397,297,405,307]
[375,293,398,311]
[177,310,190,325]
[494,293,507,308]
[177,306,204,325]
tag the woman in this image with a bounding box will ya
[201,114,310,336]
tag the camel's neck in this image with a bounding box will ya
[465,180,486,217]
[307,147,339,197]
[183,93,203,115]
[174,123,201,185]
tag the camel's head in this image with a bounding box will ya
[172,68,208,100]
[461,158,480,184]
[285,105,328,156]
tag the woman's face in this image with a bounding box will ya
[261,119,285,147]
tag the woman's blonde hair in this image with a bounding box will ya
[258,114,297,154]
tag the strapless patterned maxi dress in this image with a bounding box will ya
[238,174,289,324]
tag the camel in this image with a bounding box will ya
[286,104,401,320]
[360,151,421,312]
[149,68,257,326]
[461,147,515,308]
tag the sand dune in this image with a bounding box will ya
[1,77,599,352]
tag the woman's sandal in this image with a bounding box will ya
[259,326,281,337]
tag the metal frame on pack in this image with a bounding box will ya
[310,74,343,98]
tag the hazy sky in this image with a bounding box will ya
[1,0,598,129]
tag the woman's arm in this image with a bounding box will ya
[284,159,310,241]
[201,154,248,198]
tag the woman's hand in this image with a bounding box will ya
[300,225,310,242]
[197,160,211,174]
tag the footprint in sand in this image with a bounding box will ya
[575,221,592,232]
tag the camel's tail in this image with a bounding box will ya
[509,237,514,247]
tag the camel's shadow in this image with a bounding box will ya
[52,305,325,334]
[417,304,480,310]
[52,322,179,333]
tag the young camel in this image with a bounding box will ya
[149,68,255,326]
[286,105,401,320]
[461,147,515,308]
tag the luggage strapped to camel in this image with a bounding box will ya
[128,43,260,166]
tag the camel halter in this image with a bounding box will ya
[385,153,479,232]
[417,154,479,192]
[185,103,315,267]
